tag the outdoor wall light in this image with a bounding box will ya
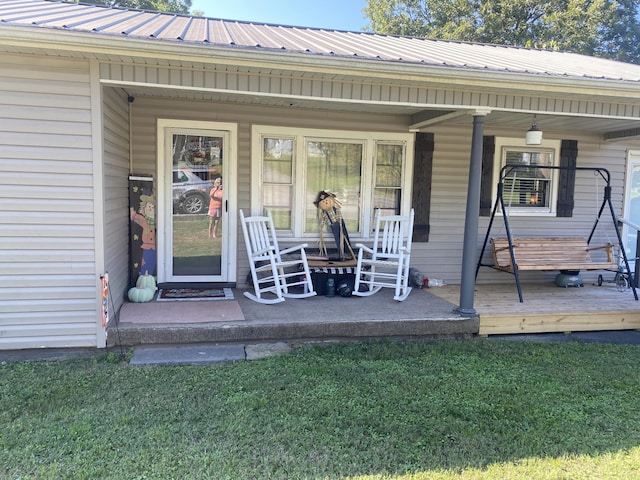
[525,115,543,145]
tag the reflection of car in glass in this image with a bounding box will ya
[173,168,213,214]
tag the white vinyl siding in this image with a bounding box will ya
[102,87,131,322]
[0,55,97,349]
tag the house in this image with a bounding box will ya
[2,0,640,350]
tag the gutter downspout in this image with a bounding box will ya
[456,110,490,316]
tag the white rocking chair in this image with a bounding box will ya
[239,209,317,304]
[353,209,415,302]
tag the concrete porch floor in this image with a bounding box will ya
[108,287,477,347]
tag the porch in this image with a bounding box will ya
[108,286,475,347]
[429,281,640,336]
[107,279,640,348]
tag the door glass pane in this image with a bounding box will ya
[625,164,640,270]
[171,134,223,277]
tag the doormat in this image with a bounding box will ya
[156,287,234,302]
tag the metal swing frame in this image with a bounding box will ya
[476,164,638,302]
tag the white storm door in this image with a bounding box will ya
[622,150,640,276]
[157,120,237,284]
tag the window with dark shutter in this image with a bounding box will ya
[557,139,578,218]
[481,136,576,217]
[480,136,495,216]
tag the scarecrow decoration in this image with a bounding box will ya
[130,193,157,278]
[314,190,355,261]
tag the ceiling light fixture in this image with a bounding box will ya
[525,115,543,145]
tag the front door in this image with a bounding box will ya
[157,120,237,284]
[622,150,640,277]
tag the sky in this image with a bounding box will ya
[190,0,369,32]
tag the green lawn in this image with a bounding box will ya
[2,339,640,479]
[173,215,222,257]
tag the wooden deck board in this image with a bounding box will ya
[429,282,640,335]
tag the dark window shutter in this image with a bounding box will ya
[412,132,433,242]
[557,139,578,217]
[480,136,495,216]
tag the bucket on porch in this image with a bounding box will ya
[555,271,583,288]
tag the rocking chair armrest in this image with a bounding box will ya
[279,243,309,256]
[253,246,277,256]
[355,243,374,255]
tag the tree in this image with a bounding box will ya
[76,0,192,15]
[364,0,640,64]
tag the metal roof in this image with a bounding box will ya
[3,0,640,83]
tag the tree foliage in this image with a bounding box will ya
[76,0,192,14]
[364,0,640,64]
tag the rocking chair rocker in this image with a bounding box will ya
[353,209,415,301]
[239,209,316,304]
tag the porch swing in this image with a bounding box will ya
[476,164,638,302]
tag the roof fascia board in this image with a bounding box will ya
[2,25,640,101]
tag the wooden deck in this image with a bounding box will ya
[429,281,640,336]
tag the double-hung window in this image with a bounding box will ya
[253,126,413,239]
[494,137,561,215]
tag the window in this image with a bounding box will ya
[494,137,561,215]
[262,137,294,230]
[253,126,413,239]
[304,140,363,234]
[374,143,404,216]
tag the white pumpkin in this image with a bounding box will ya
[128,286,155,303]
[136,273,157,291]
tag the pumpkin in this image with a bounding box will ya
[128,286,155,303]
[136,273,157,291]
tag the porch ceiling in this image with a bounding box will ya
[120,83,640,139]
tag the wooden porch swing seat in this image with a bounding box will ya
[239,210,316,304]
[490,237,618,273]
[353,209,415,302]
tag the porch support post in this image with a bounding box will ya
[456,110,490,316]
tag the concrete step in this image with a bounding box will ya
[108,287,478,347]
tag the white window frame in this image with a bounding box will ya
[493,137,562,216]
[251,125,414,240]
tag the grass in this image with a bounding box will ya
[2,339,640,479]
[173,215,222,257]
